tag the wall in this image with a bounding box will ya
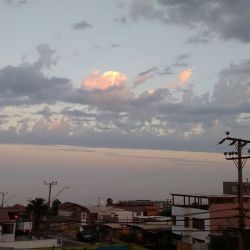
[58,210,73,217]
[209,203,250,231]
[172,206,210,243]
[116,210,133,223]
[0,222,16,242]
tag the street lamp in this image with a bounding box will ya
[51,186,70,202]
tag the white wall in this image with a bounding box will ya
[172,206,210,243]
[16,221,32,231]
[0,222,16,242]
[115,210,133,222]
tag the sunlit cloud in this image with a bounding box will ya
[83,70,127,90]
[179,68,192,83]
[164,68,193,89]
[49,117,70,130]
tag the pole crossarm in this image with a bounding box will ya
[226,156,250,161]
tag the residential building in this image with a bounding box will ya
[110,200,159,216]
[171,193,250,249]
[223,181,250,195]
[0,209,16,242]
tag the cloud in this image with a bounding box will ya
[129,0,164,21]
[157,0,250,43]
[134,67,157,87]
[179,68,192,83]
[33,44,57,70]
[186,30,213,44]
[164,68,193,89]
[83,70,127,90]
[49,117,70,130]
[114,16,128,24]
[72,20,92,30]
[1,45,250,152]
[111,43,120,48]
[0,65,72,105]
[4,0,26,6]
[127,0,250,43]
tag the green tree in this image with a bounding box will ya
[26,198,48,231]
[159,207,171,217]
[50,199,61,216]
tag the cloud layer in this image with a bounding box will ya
[0,43,250,151]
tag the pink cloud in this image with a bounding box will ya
[179,68,192,83]
[83,70,127,90]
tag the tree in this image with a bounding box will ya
[50,199,61,216]
[159,207,171,217]
[26,198,48,231]
[106,198,113,206]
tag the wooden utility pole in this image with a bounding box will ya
[218,132,250,250]
[0,192,8,207]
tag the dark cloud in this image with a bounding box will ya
[4,0,26,5]
[134,67,158,87]
[72,20,92,30]
[172,54,190,68]
[61,108,96,119]
[111,43,120,48]
[0,65,72,105]
[157,67,174,75]
[36,106,53,118]
[33,44,57,70]
[157,0,250,43]
[114,16,128,24]
[128,0,250,43]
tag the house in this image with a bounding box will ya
[223,181,250,195]
[0,209,16,242]
[58,202,84,218]
[171,193,250,249]
[110,200,159,216]
[102,222,172,249]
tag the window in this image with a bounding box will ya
[184,217,189,228]
[172,215,176,226]
[2,224,14,234]
[192,218,204,230]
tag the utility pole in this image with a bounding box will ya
[218,132,250,250]
[0,192,8,207]
[44,180,57,234]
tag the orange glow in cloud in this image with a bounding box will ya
[179,69,192,83]
[83,70,127,90]
[50,117,69,130]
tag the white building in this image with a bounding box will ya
[0,210,16,242]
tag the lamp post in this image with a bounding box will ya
[51,186,70,202]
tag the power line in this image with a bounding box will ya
[218,131,250,250]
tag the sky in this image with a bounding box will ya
[1,0,250,204]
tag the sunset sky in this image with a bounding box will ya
[1,0,250,204]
